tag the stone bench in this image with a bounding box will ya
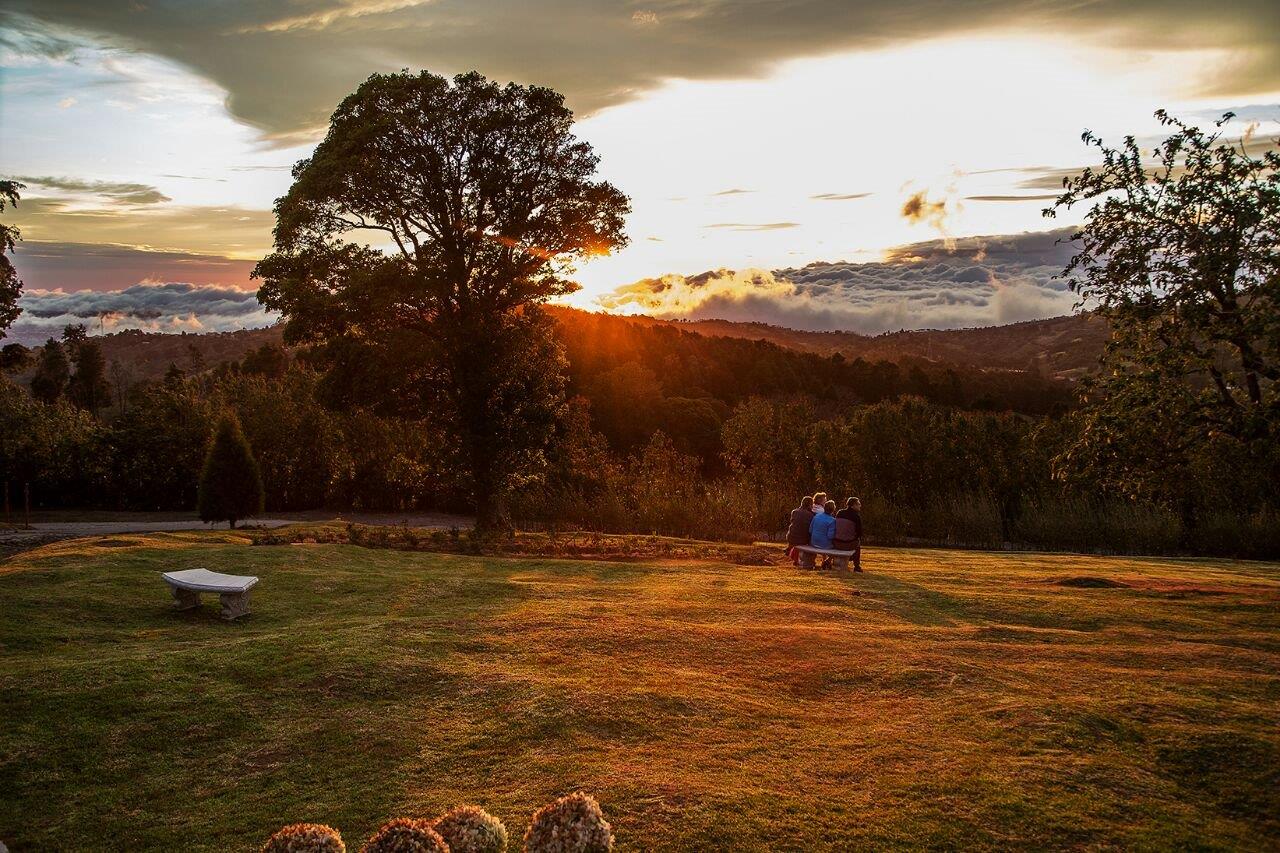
[163,568,258,620]
[794,545,857,571]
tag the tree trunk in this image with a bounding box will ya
[475,494,513,533]
[1178,496,1198,552]
[470,444,513,534]
[229,517,237,530]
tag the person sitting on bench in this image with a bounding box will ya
[835,497,864,572]
[785,495,816,566]
[809,499,838,568]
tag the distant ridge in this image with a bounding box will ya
[551,309,1107,380]
[57,308,1104,382]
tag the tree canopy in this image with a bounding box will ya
[0,180,24,337]
[1047,111,1280,512]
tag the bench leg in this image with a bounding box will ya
[219,590,251,620]
[798,550,816,569]
[833,556,849,572]
[170,586,200,611]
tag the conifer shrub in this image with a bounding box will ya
[360,818,449,853]
[262,823,346,853]
[197,410,265,529]
[433,805,508,853]
[523,792,612,853]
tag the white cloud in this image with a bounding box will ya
[597,228,1082,333]
[10,282,275,343]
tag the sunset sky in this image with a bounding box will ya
[2,1,1278,341]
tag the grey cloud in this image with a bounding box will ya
[1014,167,1086,192]
[995,126,1279,195]
[712,188,753,196]
[705,222,800,231]
[11,282,275,343]
[8,203,275,260]
[6,2,1280,142]
[965,194,1061,202]
[21,282,267,319]
[599,227,1081,333]
[11,175,171,205]
[812,192,872,201]
[1187,103,1280,123]
[0,11,79,61]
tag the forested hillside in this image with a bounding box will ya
[610,311,1108,380]
[53,306,1082,411]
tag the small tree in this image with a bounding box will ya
[30,338,70,403]
[67,338,111,415]
[197,412,264,529]
[0,342,31,373]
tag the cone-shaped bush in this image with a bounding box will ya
[434,805,508,853]
[262,823,346,852]
[197,410,264,529]
[523,793,612,853]
[360,818,450,853]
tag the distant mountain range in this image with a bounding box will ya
[48,307,1105,383]
[601,310,1107,380]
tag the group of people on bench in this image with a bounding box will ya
[786,493,863,572]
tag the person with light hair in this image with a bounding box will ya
[810,499,838,568]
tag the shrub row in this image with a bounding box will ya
[262,794,609,853]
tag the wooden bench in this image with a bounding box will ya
[163,568,258,620]
[794,545,856,571]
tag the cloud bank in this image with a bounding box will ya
[597,228,1081,333]
[8,282,274,344]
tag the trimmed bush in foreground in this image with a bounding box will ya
[263,823,345,853]
[524,792,613,853]
[434,805,508,853]
[360,818,449,852]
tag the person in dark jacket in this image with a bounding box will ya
[785,495,816,565]
[835,497,864,572]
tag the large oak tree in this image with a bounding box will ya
[256,71,629,529]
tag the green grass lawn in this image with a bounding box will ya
[2,532,1278,851]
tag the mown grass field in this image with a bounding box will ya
[1,531,1278,851]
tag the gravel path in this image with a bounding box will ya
[0,511,473,550]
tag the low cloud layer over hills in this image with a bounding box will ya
[598,229,1080,333]
[5,229,1084,344]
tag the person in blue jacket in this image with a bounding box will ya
[809,499,838,567]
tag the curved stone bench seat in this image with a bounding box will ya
[163,568,259,620]
[793,545,857,570]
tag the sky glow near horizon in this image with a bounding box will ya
[2,4,1278,339]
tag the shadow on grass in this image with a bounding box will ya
[828,565,1108,633]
